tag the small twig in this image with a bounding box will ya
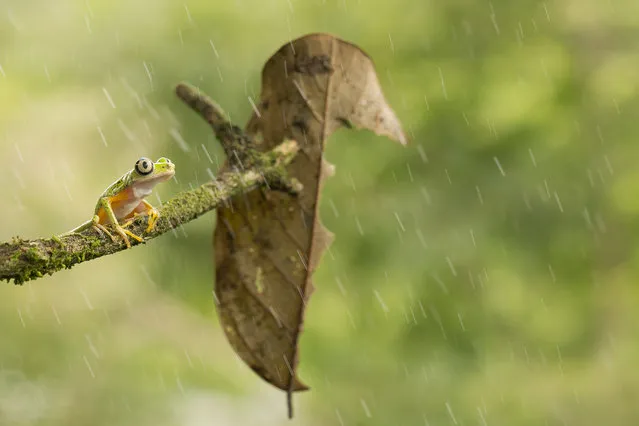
[175,83,255,166]
[0,83,300,285]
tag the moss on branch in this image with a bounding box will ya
[0,83,300,285]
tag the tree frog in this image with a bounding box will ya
[60,157,175,248]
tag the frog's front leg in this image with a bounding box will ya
[140,200,160,233]
[97,197,144,248]
[122,200,160,233]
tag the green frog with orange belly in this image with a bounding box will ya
[60,157,175,248]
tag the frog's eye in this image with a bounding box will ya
[157,157,171,164]
[135,157,154,175]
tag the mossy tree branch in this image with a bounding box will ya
[0,83,301,285]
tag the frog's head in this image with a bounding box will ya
[131,157,176,187]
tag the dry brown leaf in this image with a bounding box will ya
[213,33,406,416]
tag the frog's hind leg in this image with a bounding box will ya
[121,228,144,244]
[91,215,116,242]
[113,216,145,244]
[97,197,144,248]
[90,213,141,246]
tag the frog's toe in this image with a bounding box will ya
[111,226,132,248]
[145,209,160,233]
[122,228,144,244]
[93,223,117,242]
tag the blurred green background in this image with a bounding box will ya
[2,0,639,424]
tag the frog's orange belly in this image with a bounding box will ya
[96,189,142,224]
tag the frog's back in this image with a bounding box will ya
[92,171,132,214]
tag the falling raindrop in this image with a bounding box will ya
[418,301,427,319]
[493,156,506,176]
[329,199,339,217]
[543,2,551,21]
[582,208,593,229]
[97,126,107,146]
[462,112,470,126]
[184,4,193,23]
[248,96,261,118]
[529,148,537,167]
[553,191,564,213]
[102,87,116,108]
[201,144,214,163]
[117,119,137,144]
[457,313,466,331]
[429,305,447,339]
[543,179,550,198]
[43,64,51,82]
[409,305,418,324]
[475,185,484,205]
[209,40,220,58]
[416,229,428,248]
[176,374,185,394]
[184,349,194,368]
[603,155,614,175]
[420,186,432,204]
[13,143,24,162]
[374,290,389,313]
[612,98,621,114]
[431,273,449,294]
[489,2,501,34]
[335,276,347,296]
[62,182,73,201]
[143,61,153,89]
[438,67,448,100]
[393,212,405,232]
[548,264,556,283]
[416,144,428,163]
[79,287,95,310]
[360,398,372,418]
[50,304,62,325]
[83,355,96,378]
[406,163,414,182]
[446,402,458,425]
[169,128,191,152]
[86,335,100,358]
[140,100,159,122]
[446,257,457,276]
[17,308,26,328]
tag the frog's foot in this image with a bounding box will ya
[114,224,144,248]
[93,222,117,242]
[120,210,150,230]
[145,208,160,233]
[120,217,136,229]
[120,202,160,235]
